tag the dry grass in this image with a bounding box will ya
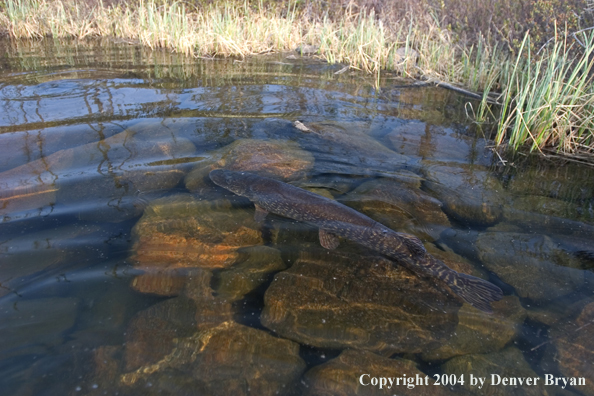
[0,0,500,86]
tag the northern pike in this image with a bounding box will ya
[209,169,503,313]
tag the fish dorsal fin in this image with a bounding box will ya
[398,233,426,258]
[319,229,340,250]
[254,204,269,223]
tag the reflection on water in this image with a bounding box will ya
[1,38,593,396]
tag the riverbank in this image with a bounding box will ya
[1,0,593,162]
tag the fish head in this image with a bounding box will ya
[209,169,255,198]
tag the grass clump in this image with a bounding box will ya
[489,30,594,157]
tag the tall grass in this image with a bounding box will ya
[484,30,594,155]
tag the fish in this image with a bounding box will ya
[209,169,503,313]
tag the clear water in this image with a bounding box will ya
[1,39,593,396]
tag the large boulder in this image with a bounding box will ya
[120,321,306,396]
[421,295,526,361]
[261,248,460,355]
[476,232,593,302]
[293,121,414,177]
[423,163,505,226]
[341,177,450,242]
[185,138,314,196]
[387,121,492,165]
[130,194,264,296]
[216,245,286,302]
[124,268,233,373]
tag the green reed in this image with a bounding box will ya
[487,30,594,154]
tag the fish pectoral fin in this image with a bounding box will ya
[253,204,269,223]
[319,229,340,250]
[398,233,426,258]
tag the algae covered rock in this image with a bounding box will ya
[441,347,549,396]
[421,295,526,361]
[261,248,460,355]
[121,321,306,396]
[129,194,265,296]
[423,163,505,226]
[341,177,450,242]
[131,194,262,269]
[475,232,592,302]
[548,302,594,396]
[183,268,234,330]
[125,268,233,373]
[123,297,198,372]
[303,349,453,396]
[185,138,314,195]
[216,245,286,302]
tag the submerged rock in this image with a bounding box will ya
[131,194,262,268]
[123,297,198,372]
[548,302,594,396]
[388,122,492,165]
[303,349,453,396]
[421,295,526,361]
[503,205,594,240]
[261,248,460,355]
[476,232,592,302]
[510,195,593,225]
[506,164,594,204]
[216,245,286,302]
[185,139,314,196]
[183,268,234,330]
[423,163,505,226]
[441,347,549,396]
[131,269,188,297]
[294,121,414,177]
[121,321,306,396]
[341,177,450,241]
[125,269,233,372]
[0,123,124,174]
[0,122,196,222]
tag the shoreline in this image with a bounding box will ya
[1,0,593,163]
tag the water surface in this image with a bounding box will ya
[1,39,593,396]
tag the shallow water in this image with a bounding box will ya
[1,39,593,396]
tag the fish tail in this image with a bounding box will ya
[445,272,503,314]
